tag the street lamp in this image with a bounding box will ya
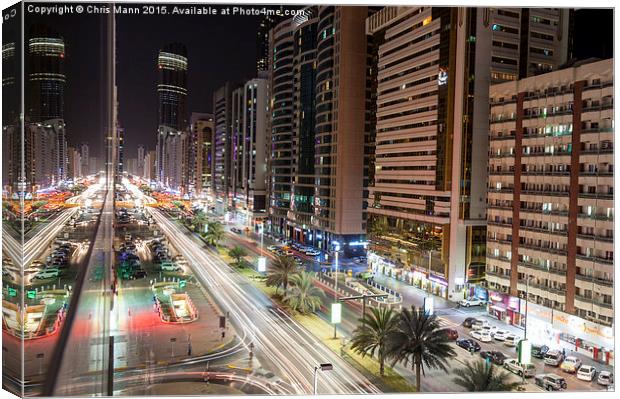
[313,363,333,395]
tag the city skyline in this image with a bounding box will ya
[21,6,612,159]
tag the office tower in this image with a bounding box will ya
[266,18,294,236]
[26,25,68,189]
[125,158,138,176]
[67,146,81,180]
[117,125,124,176]
[2,27,22,193]
[79,142,89,175]
[256,10,286,73]
[156,43,188,185]
[187,113,214,197]
[143,150,156,182]
[265,7,374,255]
[231,76,269,226]
[486,59,613,347]
[213,83,235,210]
[137,145,145,177]
[365,7,573,300]
[88,156,100,175]
[160,130,188,191]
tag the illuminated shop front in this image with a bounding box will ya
[486,291,521,326]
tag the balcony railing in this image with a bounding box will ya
[574,274,613,287]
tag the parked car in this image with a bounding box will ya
[160,262,180,272]
[231,227,242,234]
[535,374,567,391]
[462,317,478,328]
[543,350,564,367]
[470,330,493,343]
[456,338,481,352]
[577,365,597,381]
[493,329,512,341]
[480,350,508,365]
[504,334,520,347]
[442,328,459,341]
[480,325,498,336]
[34,268,60,279]
[531,344,550,359]
[471,319,490,330]
[133,269,148,279]
[504,359,536,377]
[597,371,614,386]
[560,356,582,373]
[459,298,485,307]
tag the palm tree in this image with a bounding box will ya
[228,246,247,267]
[265,255,299,295]
[203,222,224,247]
[193,210,209,233]
[368,218,388,239]
[350,307,400,376]
[452,360,521,392]
[387,306,456,392]
[283,272,324,314]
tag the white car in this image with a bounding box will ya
[471,319,490,330]
[480,325,498,336]
[459,298,485,307]
[493,329,512,341]
[503,334,520,347]
[577,365,597,381]
[597,371,614,386]
[504,358,536,378]
[470,330,493,342]
[34,268,60,279]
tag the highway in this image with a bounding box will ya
[147,206,381,395]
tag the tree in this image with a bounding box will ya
[228,246,247,267]
[452,360,521,392]
[265,255,299,295]
[368,218,388,239]
[193,210,209,233]
[283,272,324,314]
[350,307,400,376]
[203,222,224,247]
[387,306,456,392]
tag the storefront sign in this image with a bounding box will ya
[429,275,448,287]
[489,292,504,302]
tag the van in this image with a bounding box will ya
[544,350,564,367]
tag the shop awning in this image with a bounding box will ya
[490,305,507,312]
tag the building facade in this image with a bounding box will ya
[231,76,269,226]
[365,7,572,300]
[156,43,188,186]
[486,59,613,360]
[187,112,214,197]
[213,83,235,211]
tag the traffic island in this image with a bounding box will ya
[152,283,198,323]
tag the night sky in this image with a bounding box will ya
[24,6,614,160]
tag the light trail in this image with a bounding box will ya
[147,206,382,395]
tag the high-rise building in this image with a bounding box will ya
[26,25,68,189]
[486,59,613,348]
[2,28,22,193]
[213,82,235,210]
[256,9,286,73]
[88,156,100,175]
[266,7,374,255]
[187,113,214,197]
[143,150,156,182]
[156,43,188,185]
[137,145,145,177]
[160,130,188,191]
[67,146,81,180]
[266,19,295,236]
[125,157,138,177]
[231,75,269,226]
[79,143,89,176]
[365,7,573,300]
[117,125,124,176]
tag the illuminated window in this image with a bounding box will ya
[423,16,432,26]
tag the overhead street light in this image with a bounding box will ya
[313,363,333,395]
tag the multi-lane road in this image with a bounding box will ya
[148,206,381,395]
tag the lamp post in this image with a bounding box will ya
[313,363,333,395]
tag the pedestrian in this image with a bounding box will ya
[562,348,566,358]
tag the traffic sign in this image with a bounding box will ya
[331,303,342,324]
[27,290,37,299]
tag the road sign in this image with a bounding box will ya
[331,303,342,324]
[257,257,266,272]
[518,339,531,364]
[423,297,434,315]
[8,288,17,297]
[178,279,187,289]
[27,290,37,299]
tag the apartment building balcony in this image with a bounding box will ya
[578,192,613,199]
[519,260,567,276]
[575,273,613,287]
[577,232,614,243]
[577,213,613,222]
[576,254,614,265]
[489,133,516,141]
[519,242,567,256]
